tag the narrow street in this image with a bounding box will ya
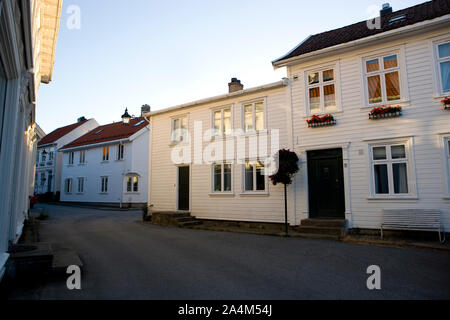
[7,204,450,300]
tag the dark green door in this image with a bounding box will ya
[307,149,345,219]
[178,166,190,211]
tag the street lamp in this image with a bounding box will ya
[121,108,131,125]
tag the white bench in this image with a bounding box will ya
[381,209,445,243]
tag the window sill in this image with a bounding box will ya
[115,159,124,162]
[169,141,189,147]
[101,161,109,164]
[78,163,87,166]
[367,195,418,200]
[240,192,269,197]
[303,110,342,119]
[76,193,85,195]
[125,192,140,195]
[209,193,235,197]
[67,164,74,167]
[362,100,410,109]
[99,193,109,195]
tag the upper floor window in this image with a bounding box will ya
[243,102,264,133]
[102,146,109,161]
[77,177,85,193]
[49,151,54,161]
[117,144,124,160]
[126,176,139,193]
[244,160,266,192]
[307,68,337,113]
[171,116,187,142]
[79,150,86,164]
[437,42,450,94]
[365,54,401,105]
[68,152,74,165]
[213,108,232,137]
[41,152,46,162]
[212,162,232,193]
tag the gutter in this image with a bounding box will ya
[273,14,450,69]
[146,80,288,117]
[59,138,131,153]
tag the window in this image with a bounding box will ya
[307,68,337,113]
[79,150,86,164]
[371,144,409,196]
[365,54,402,105]
[49,151,54,161]
[65,178,73,194]
[68,152,74,165]
[212,162,232,193]
[171,116,188,142]
[117,144,124,160]
[77,178,85,193]
[126,176,139,192]
[243,102,264,133]
[101,177,108,193]
[41,152,46,162]
[244,160,266,192]
[102,146,109,161]
[40,172,46,186]
[437,41,450,94]
[213,108,232,137]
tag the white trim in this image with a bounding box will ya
[241,97,267,134]
[210,162,234,195]
[430,35,450,97]
[240,159,269,195]
[210,104,234,140]
[439,133,450,198]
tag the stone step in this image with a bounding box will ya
[175,217,197,223]
[178,220,203,227]
[301,219,346,228]
[294,233,341,241]
[297,226,344,236]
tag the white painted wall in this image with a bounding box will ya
[60,127,149,206]
[287,27,450,230]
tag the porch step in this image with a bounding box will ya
[297,226,344,236]
[178,220,203,227]
[300,219,346,228]
[150,211,203,227]
[294,233,341,241]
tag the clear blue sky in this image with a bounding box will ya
[37,0,424,133]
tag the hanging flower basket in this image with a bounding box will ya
[441,97,450,110]
[306,114,336,128]
[369,105,402,120]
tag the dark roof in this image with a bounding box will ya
[60,117,148,150]
[274,0,450,63]
[38,120,89,146]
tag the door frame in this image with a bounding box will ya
[176,165,191,212]
[296,142,352,224]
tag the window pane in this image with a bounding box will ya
[255,103,264,131]
[440,61,450,92]
[256,161,265,191]
[367,75,382,104]
[366,59,379,72]
[374,164,389,194]
[223,109,231,135]
[224,164,231,192]
[391,145,406,159]
[133,177,139,192]
[438,42,450,58]
[309,87,320,112]
[324,84,336,110]
[385,72,401,101]
[373,146,387,160]
[127,177,132,192]
[323,69,334,82]
[244,105,253,132]
[308,72,319,85]
[214,165,222,192]
[245,162,254,191]
[181,117,187,129]
[393,163,409,194]
[214,111,221,134]
[383,55,398,69]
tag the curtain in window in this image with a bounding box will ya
[393,163,408,194]
[440,61,450,92]
[385,72,400,101]
[367,75,382,103]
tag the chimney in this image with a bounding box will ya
[77,116,87,123]
[228,78,244,93]
[141,104,151,116]
[380,3,392,16]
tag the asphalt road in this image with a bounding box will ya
[7,204,450,300]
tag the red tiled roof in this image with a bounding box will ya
[274,0,450,63]
[60,117,148,150]
[38,120,89,146]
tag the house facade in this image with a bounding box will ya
[0,0,62,280]
[35,118,99,198]
[147,1,450,233]
[59,110,150,208]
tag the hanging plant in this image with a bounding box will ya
[441,97,450,110]
[306,114,336,128]
[369,105,402,120]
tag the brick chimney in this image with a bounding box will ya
[228,78,244,93]
[141,104,151,116]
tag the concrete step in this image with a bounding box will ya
[175,217,197,223]
[297,226,344,236]
[294,233,341,241]
[179,220,203,227]
[301,219,346,228]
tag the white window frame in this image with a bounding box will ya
[126,176,139,193]
[241,98,267,134]
[367,137,417,199]
[117,144,124,160]
[431,36,450,97]
[100,176,109,194]
[241,159,268,195]
[65,178,73,194]
[211,105,233,138]
[211,162,233,194]
[304,62,341,115]
[68,152,74,165]
[79,150,86,164]
[77,177,85,194]
[439,134,450,199]
[171,115,188,143]
[360,46,408,108]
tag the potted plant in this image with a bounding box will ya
[441,97,450,110]
[369,105,402,119]
[306,114,336,127]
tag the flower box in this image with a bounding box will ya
[441,97,450,110]
[306,114,336,128]
[369,105,402,120]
